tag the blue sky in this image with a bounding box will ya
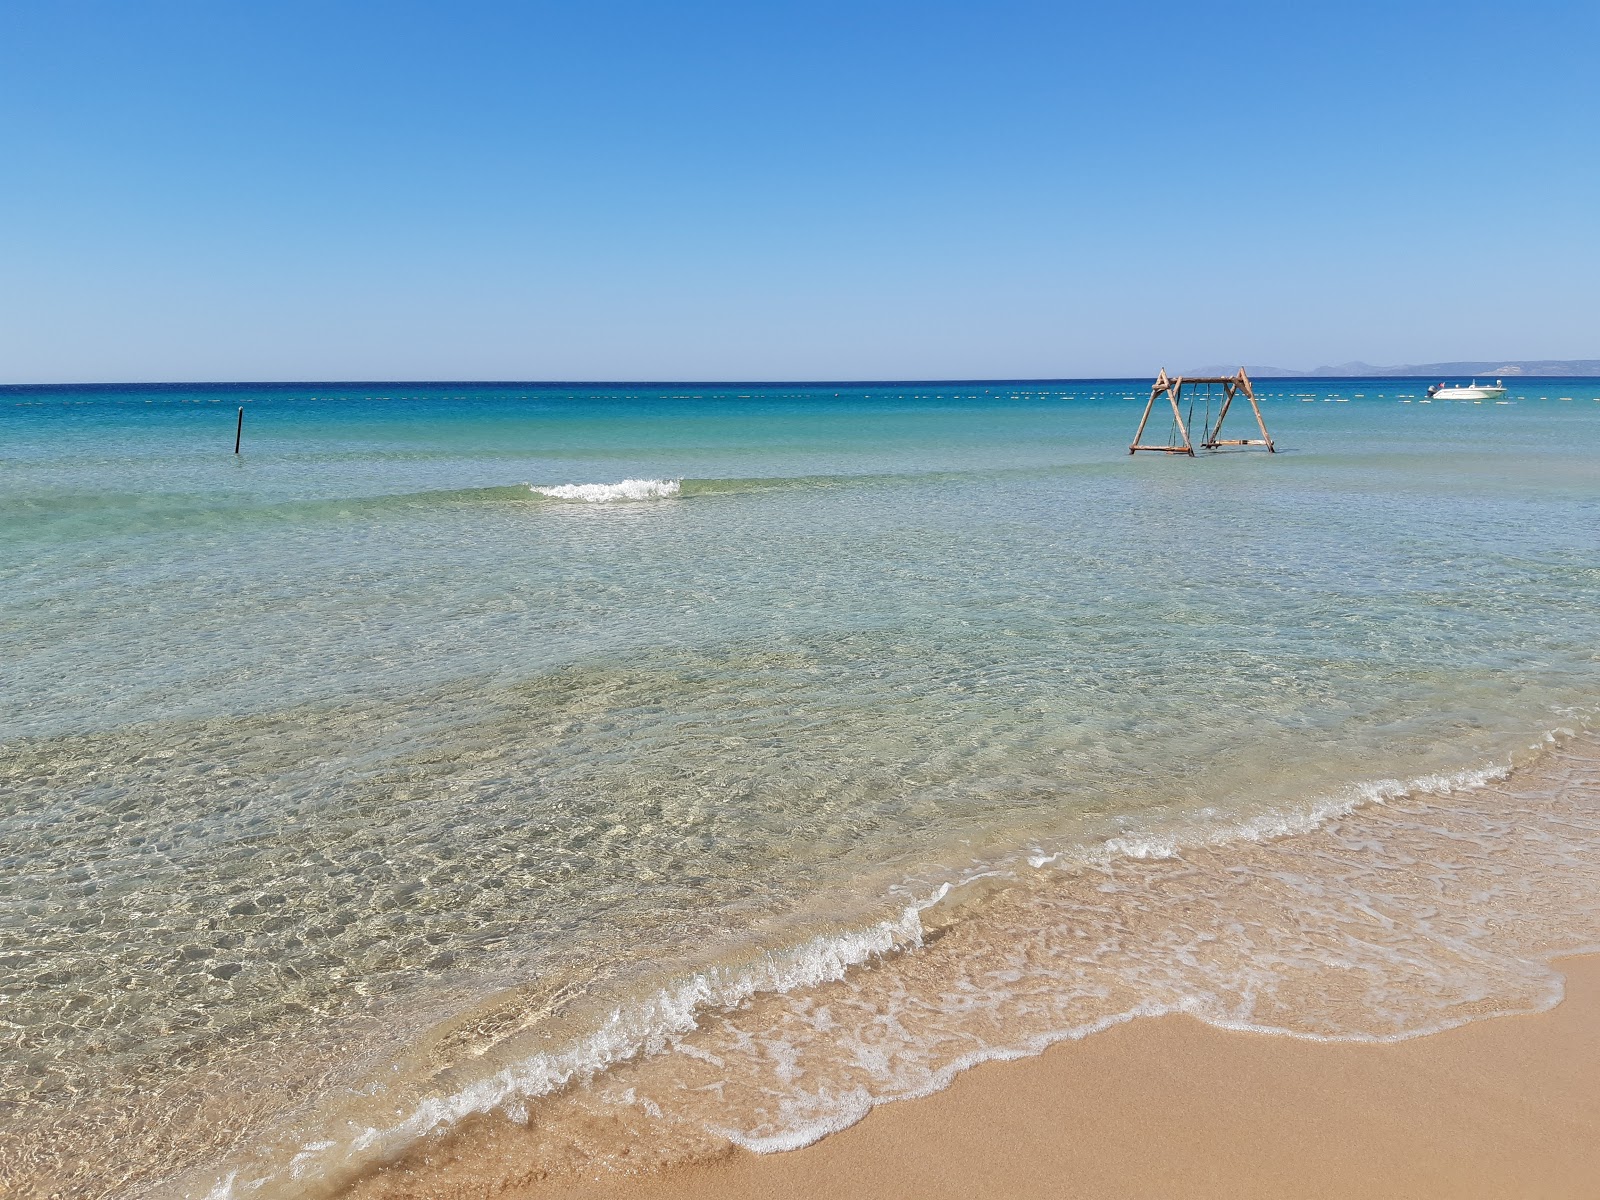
[2,1,1595,381]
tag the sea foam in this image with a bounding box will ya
[199,738,1600,1200]
[200,906,924,1200]
[529,479,681,502]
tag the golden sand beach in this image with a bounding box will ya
[341,953,1600,1200]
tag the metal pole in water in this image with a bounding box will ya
[234,407,244,454]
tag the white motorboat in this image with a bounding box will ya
[1426,379,1507,400]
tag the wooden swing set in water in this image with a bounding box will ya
[1129,368,1275,456]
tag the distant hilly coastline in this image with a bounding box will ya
[1194,359,1600,378]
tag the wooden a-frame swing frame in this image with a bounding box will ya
[1128,368,1275,456]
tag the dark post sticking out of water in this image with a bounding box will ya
[234,407,244,455]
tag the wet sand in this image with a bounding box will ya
[515,953,1600,1200]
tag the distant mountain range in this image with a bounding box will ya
[1192,359,1600,378]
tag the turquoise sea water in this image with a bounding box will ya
[4,380,1600,1198]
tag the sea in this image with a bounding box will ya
[4,379,1599,1199]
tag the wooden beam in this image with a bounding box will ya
[1197,368,1274,452]
[1243,371,1275,452]
[1129,375,1163,453]
[1166,377,1194,456]
[1205,381,1237,448]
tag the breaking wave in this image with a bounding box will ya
[528,479,682,503]
[198,909,924,1200]
[188,731,1600,1200]
[6,468,1096,546]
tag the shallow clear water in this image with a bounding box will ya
[3,380,1598,1198]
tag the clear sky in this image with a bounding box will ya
[3,0,1596,382]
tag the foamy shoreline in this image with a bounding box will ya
[319,733,1600,1200]
[533,952,1600,1200]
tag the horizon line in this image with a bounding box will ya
[9,372,1600,391]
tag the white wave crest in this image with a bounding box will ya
[204,906,922,1199]
[1021,759,1513,871]
[529,478,681,502]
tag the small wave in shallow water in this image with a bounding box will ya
[529,479,682,502]
[183,730,1600,1200]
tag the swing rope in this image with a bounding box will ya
[1165,380,1218,450]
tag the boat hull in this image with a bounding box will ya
[1432,386,1507,400]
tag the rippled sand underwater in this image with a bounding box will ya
[336,734,1600,1200]
[2,381,1598,1199]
